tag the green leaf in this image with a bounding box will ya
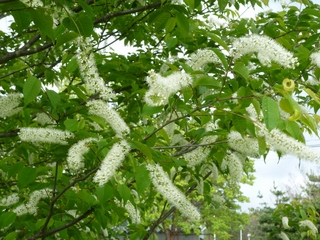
[78,0,94,17]
[11,11,31,32]
[176,12,189,36]
[62,15,93,37]
[3,232,18,240]
[153,11,171,31]
[130,141,152,160]
[142,105,163,116]
[0,212,16,229]
[18,167,37,188]
[204,32,230,51]
[285,120,304,142]
[303,88,320,105]
[8,162,24,179]
[211,48,228,69]
[165,17,177,33]
[56,32,79,48]
[64,119,78,132]
[262,96,280,131]
[23,76,41,106]
[233,62,250,80]
[29,9,54,39]
[69,86,88,101]
[218,0,228,11]
[96,185,114,204]
[135,165,151,195]
[194,76,221,88]
[47,89,60,109]
[232,115,247,133]
[118,184,133,204]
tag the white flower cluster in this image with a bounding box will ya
[282,216,290,229]
[13,189,51,216]
[87,100,130,138]
[145,70,192,106]
[200,163,219,182]
[232,34,298,68]
[93,140,130,186]
[0,93,23,118]
[310,51,320,68]
[147,164,201,222]
[67,138,97,171]
[279,231,290,240]
[299,220,318,235]
[221,151,243,183]
[184,123,218,167]
[19,127,74,145]
[115,199,141,224]
[186,49,221,70]
[259,126,320,162]
[77,38,115,101]
[228,131,260,158]
[36,113,56,126]
[0,193,19,206]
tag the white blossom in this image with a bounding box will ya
[144,70,192,106]
[232,34,298,68]
[310,51,320,68]
[67,138,97,171]
[282,216,290,229]
[0,193,19,206]
[279,231,290,240]
[93,140,130,186]
[19,127,74,145]
[147,164,201,222]
[299,220,318,234]
[187,49,221,70]
[35,113,56,126]
[13,189,51,216]
[221,151,243,183]
[77,38,115,100]
[115,199,141,224]
[87,100,130,138]
[183,123,218,167]
[259,126,320,162]
[228,131,260,158]
[0,93,23,118]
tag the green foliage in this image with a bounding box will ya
[1,0,320,239]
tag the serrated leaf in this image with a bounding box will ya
[63,15,93,37]
[135,165,151,195]
[232,115,247,133]
[176,12,189,36]
[118,184,133,204]
[211,48,228,69]
[11,11,31,32]
[18,167,36,188]
[23,76,41,106]
[262,96,280,131]
[195,76,221,88]
[130,141,152,160]
[96,185,114,204]
[142,105,163,116]
[153,11,171,31]
[64,119,78,132]
[165,17,177,33]
[47,89,60,109]
[56,32,79,48]
[0,212,16,229]
[204,32,229,51]
[234,62,250,80]
[218,0,228,11]
[29,9,54,39]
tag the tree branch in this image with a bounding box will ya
[26,208,94,240]
[0,130,19,138]
[94,2,163,25]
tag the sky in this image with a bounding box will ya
[1,0,319,212]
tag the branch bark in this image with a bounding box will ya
[94,2,162,25]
